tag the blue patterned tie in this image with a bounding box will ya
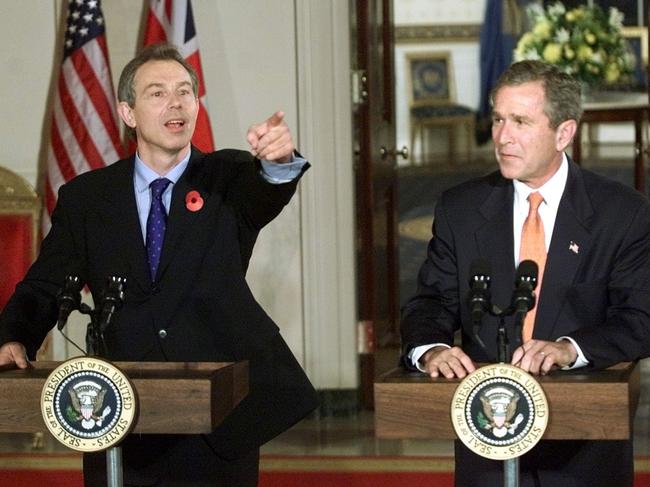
[146,178,172,281]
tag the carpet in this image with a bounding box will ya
[0,453,648,486]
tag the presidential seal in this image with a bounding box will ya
[41,356,137,452]
[451,363,549,460]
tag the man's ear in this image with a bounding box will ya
[555,119,577,152]
[117,101,136,128]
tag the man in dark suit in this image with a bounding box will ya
[0,43,318,486]
[401,60,650,486]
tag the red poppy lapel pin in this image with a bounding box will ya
[185,190,204,212]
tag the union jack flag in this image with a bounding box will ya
[142,0,215,152]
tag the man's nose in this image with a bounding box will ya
[168,93,182,108]
[494,123,512,145]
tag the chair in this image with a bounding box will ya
[0,166,40,311]
[406,51,475,163]
[621,26,648,91]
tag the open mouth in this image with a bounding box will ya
[165,119,186,130]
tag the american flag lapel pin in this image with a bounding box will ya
[569,241,579,254]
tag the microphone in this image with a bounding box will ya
[468,258,491,323]
[56,275,83,330]
[512,260,538,325]
[468,258,491,350]
[98,276,126,334]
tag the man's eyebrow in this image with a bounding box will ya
[143,82,165,91]
[492,110,532,122]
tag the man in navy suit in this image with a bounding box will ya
[401,60,650,486]
[0,43,317,486]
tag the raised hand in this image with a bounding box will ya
[246,111,295,163]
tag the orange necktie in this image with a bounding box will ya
[519,192,546,342]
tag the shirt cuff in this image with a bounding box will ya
[556,336,589,369]
[260,154,307,184]
[408,343,451,372]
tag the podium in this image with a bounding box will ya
[0,360,248,485]
[0,360,248,433]
[375,361,640,441]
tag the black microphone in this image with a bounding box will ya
[98,276,126,334]
[56,275,83,330]
[468,258,491,350]
[512,260,539,325]
[468,258,491,323]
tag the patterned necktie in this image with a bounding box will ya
[146,178,172,281]
[519,191,546,342]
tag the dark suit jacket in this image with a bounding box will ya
[401,159,650,487]
[0,148,318,480]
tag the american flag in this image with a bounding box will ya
[143,0,215,152]
[43,0,123,234]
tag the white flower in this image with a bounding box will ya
[608,7,624,29]
[591,51,603,64]
[547,2,566,18]
[526,4,545,21]
[623,51,636,69]
[516,3,634,85]
[554,27,570,44]
[523,49,541,61]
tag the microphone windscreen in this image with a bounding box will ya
[517,259,538,281]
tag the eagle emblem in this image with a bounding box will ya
[67,380,112,430]
[479,386,524,438]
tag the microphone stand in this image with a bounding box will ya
[55,275,126,487]
[84,307,107,357]
[480,304,519,487]
[496,314,509,364]
[469,261,537,487]
[477,302,532,487]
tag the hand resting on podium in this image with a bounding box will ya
[0,341,30,370]
[420,338,578,379]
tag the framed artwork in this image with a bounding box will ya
[622,26,648,88]
[598,0,647,26]
[406,51,455,106]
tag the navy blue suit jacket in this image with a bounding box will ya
[401,159,650,486]
[0,147,318,479]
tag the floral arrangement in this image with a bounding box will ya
[514,2,636,87]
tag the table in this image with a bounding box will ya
[572,92,650,194]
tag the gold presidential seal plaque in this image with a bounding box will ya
[41,356,137,452]
[451,363,549,460]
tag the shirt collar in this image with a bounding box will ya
[134,150,192,194]
[513,153,568,211]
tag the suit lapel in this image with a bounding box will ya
[98,158,152,294]
[533,160,593,339]
[475,176,516,310]
[156,150,214,281]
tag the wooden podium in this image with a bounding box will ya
[0,360,249,434]
[375,361,640,440]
